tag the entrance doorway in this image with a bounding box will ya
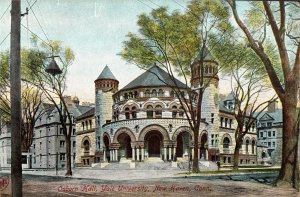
[117,133,132,159]
[145,131,163,157]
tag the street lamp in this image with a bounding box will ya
[45,57,61,175]
[45,56,62,76]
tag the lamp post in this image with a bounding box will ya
[45,57,62,176]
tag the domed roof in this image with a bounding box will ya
[120,64,186,91]
[96,65,117,81]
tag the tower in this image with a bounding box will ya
[190,47,220,158]
[94,65,119,160]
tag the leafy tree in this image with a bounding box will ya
[28,39,75,176]
[121,0,233,172]
[226,0,300,188]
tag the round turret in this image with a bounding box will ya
[94,65,119,93]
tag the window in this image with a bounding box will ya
[60,128,63,134]
[268,131,271,137]
[225,118,228,128]
[72,129,76,135]
[125,107,130,120]
[124,93,128,100]
[223,137,230,149]
[151,89,157,97]
[252,140,255,154]
[155,105,162,118]
[268,142,271,147]
[220,117,224,127]
[211,113,214,123]
[228,157,231,163]
[134,91,139,98]
[246,140,249,153]
[60,153,66,161]
[267,122,272,127]
[261,123,266,127]
[60,140,65,147]
[146,106,153,118]
[273,131,275,137]
[83,140,90,152]
[272,141,275,147]
[131,107,137,119]
[179,106,184,117]
[39,142,42,150]
[260,132,263,138]
[158,89,164,97]
[172,106,177,118]
[89,120,92,129]
[145,90,150,97]
[170,90,176,97]
[73,141,76,148]
[229,119,232,128]
[33,144,35,149]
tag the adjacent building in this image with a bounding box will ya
[256,101,282,165]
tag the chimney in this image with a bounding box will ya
[268,100,278,113]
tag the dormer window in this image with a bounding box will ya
[145,90,150,97]
[151,89,157,97]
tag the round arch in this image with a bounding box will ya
[221,133,233,146]
[243,136,251,145]
[199,130,208,145]
[81,136,91,148]
[138,124,170,141]
[120,102,140,112]
[172,126,194,141]
[251,137,256,144]
[112,127,136,143]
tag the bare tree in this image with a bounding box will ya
[226,0,300,188]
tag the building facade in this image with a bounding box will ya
[30,97,93,169]
[257,101,282,165]
[75,52,257,167]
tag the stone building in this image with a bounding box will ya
[256,101,282,165]
[75,51,257,167]
[30,97,92,169]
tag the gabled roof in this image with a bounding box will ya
[259,113,275,121]
[96,65,117,81]
[76,107,95,120]
[120,64,187,91]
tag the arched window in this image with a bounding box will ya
[129,92,133,98]
[155,105,162,118]
[146,105,153,118]
[170,90,175,97]
[131,106,137,119]
[125,107,130,120]
[209,66,212,73]
[246,139,249,153]
[134,91,139,98]
[151,89,157,97]
[124,93,128,100]
[83,140,90,152]
[252,140,255,154]
[205,66,208,74]
[223,137,230,149]
[172,106,178,118]
[158,89,164,97]
[179,106,184,117]
[145,90,150,97]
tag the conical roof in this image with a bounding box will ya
[96,65,117,80]
[120,64,186,91]
[195,46,215,61]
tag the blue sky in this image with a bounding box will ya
[0,0,238,102]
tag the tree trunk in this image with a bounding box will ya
[277,94,299,188]
[192,128,200,172]
[65,134,72,176]
[233,142,240,170]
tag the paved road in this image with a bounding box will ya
[1,171,299,196]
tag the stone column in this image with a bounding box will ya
[137,148,140,161]
[112,150,115,161]
[164,147,167,161]
[103,150,106,162]
[110,150,112,162]
[173,147,176,161]
[116,149,118,162]
[198,148,200,160]
[206,149,208,160]
[132,148,135,161]
[141,148,144,161]
[168,147,172,161]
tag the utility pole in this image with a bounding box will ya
[10,0,22,196]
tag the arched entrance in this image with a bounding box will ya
[200,132,208,160]
[117,133,132,159]
[176,131,191,159]
[145,131,163,157]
